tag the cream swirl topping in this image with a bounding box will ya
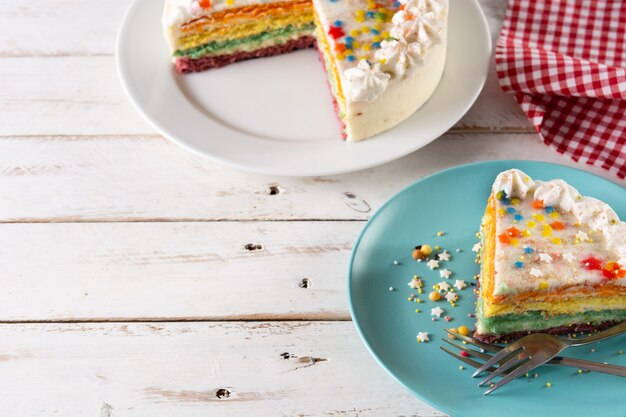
[534,180,581,212]
[343,60,391,102]
[492,169,535,199]
[374,40,425,79]
[390,7,444,48]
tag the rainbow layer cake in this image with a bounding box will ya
[474,169,626,343]
[162,0,448,141]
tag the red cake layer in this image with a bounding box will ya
[315,46,347,140]
[473,320,620,344]
[174,36,316,73]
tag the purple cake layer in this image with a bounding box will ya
[174,36,316,73]
[474,320,622,344]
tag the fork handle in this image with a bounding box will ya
[552,357,626,377]
[567,321,626,346]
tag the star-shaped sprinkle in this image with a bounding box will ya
[427,259,440,269]
[454,280,467,290]
[539,253,553,264]
[439,268,452,279]
[408,279,421,289]
[438,250,451,261]
[431,306,445,317]
[445,292,458,302]
[472,243,482,252]
[327,26,345,40]
[576,231,589,241]
[438,281,451,291]
[530,268,543,277]
[416,332,429,343]
[563,253,576,263]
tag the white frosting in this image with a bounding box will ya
[492,169,535,198]
[342,0,447,99]
[165,0,204,25]
[374,39,424,79]
[571,196,619,231]
[389,8,443,48]
[343,60,390,102]
[492,170,626,293]
[533,180,581,212]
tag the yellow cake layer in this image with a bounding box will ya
[313,11,345,116]
[480,192,626,318]
[484,295,626,316]
[175,1,313,50]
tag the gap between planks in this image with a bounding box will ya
[0,218,368,224]
[0,316,353,324]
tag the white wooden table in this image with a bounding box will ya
[0,1,622,416]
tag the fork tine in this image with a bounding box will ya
[478,355,528,387]
[483,360,538,395]
[441,338,493,361]
[472,342,523,377]
[440,346,487,370]
[444,329,501,353]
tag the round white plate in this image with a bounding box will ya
[116,0,492,176]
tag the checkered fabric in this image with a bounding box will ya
[496,0,626,179]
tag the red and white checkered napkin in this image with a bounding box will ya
[495,0,626,179]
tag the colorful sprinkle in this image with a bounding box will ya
[551,221,566,230]
[372,41,381,48]
[333,20,343,27]
[603,261,626,279]
[514,261,524,268]
[582,256,603,271]
[531,199,544,209]
[524,247,534,254]
[533,213,545,222]
[544,206,555,213]
[327,26,345,39]
[199,0,212,9]
[514,214,523,221]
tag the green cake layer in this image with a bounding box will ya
[476,296,626,335]
[174,23,315,58]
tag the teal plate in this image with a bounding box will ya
[348,160,626,417]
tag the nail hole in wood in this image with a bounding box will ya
[268,185,281,195]
[244,243,264,251]
[280,352,296,360]
[299,278,311,289]
[216,388,230,399]
[344,192,356,199]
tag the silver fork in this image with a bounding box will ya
[440,329,626,377]
[473,321,626,395]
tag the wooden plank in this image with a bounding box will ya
[0,322,446,417]
[0,57,149,136]
[0,0,131,56]
[0,133,617,223]
[0,221,358,321]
